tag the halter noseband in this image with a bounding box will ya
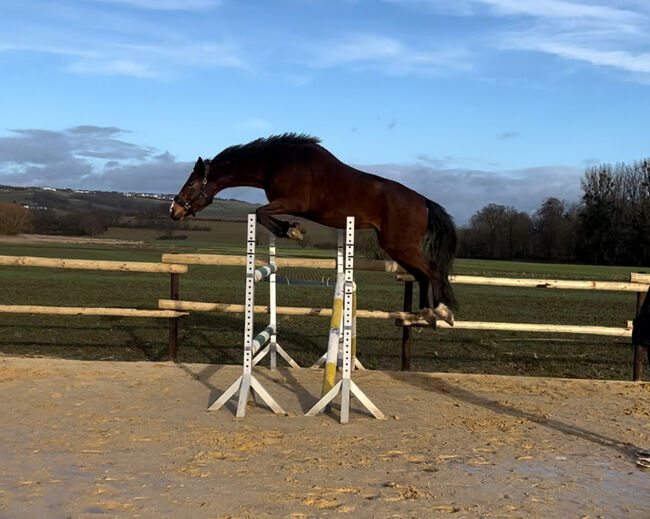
[173,160,211,216]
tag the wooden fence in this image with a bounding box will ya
[0,255,188,360]
[397,273,648,380]
[1,253,648,380]
[160,253,649,380]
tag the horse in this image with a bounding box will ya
[170,133,457,325]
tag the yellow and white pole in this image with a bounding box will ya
[321,229,345,397]
[306,217,384,422]
[351,281,357,363]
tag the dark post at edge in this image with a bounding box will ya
[632,287,647,381]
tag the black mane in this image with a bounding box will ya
[215,133,321,162]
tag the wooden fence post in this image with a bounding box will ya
[633,288,648,382]
[169,273,180,362]
[401,280,413,371]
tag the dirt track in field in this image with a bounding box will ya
[0,356,648,518]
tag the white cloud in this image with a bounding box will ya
[382,0,650,81]
[381,0,478,16]
[479,0,650,78]
[311,34,473,75]
[477,0,637,22]
[10,40,249,79]
[4,0,650,82]
[66,58,156,78]
[513,40,650,74]
[365,162,583,224]
[0,2,248,79]
[0,126,186,192]
[318,35,404,65]
[85,0,220,11]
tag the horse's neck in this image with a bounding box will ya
[229,161,266,189]
[212,165,263,191]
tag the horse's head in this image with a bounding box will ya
[170,157,214,220]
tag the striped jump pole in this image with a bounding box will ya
[251,232,299,370]
[209,214,286,417]
[306,217,385,423]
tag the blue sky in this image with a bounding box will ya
[1,0,650,223]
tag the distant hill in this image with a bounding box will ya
[0,185,259,221]
[0,184,365,252]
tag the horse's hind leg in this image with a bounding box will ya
[256,199,305,240]
[405,259,454,326]
[377,233,454,326]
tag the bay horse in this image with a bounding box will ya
[170,133,457,325]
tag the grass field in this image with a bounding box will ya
[0,224,647,381]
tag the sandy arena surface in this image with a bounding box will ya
[0,356,648,518]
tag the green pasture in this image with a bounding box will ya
[0,233,647,381]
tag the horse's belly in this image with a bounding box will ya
[302,210,375,230]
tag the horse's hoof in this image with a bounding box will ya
[289,222,306,233]
[637,457,650,468]
[287,227,303,241]
[433,304,454,326]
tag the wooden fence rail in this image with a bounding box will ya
[449,275,648,293]
[631,273,650,284]
[161,253,401,272]
[0,305,186,318]
[158,298,632,337]
[0,255,187,274]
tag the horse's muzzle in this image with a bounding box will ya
[169,201,186,221]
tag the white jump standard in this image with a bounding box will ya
[208,214,294,417]
[306,217,386,424]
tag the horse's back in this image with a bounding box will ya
[294,144,425,229]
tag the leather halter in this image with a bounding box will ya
[173,160,211,216]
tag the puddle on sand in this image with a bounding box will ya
[515,458,650,511]
[455,464,482,474]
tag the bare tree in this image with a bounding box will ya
[533,197,574,260]
[0,203,33,235]
[578,161,650,264]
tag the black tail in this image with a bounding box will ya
[423,199,457,309]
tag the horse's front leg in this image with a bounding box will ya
[256,200,305,240]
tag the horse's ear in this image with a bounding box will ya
[194,157,204,170]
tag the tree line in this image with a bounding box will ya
[459,159,650,265]
[0,205,210,238]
